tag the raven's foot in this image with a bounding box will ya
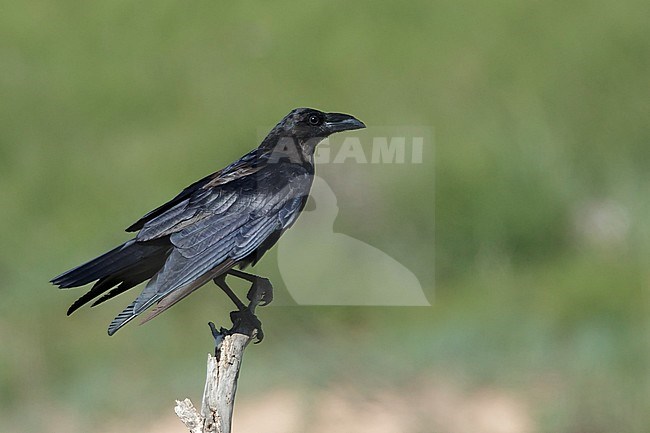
[246,277,273,310]
[229,308,264,343]
[211,272,267,345]
[226,269,273,309]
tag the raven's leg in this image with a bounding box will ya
[212,275,264,343]
[213,275,246,310]
[227,269,274,307]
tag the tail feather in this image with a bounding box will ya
[108,260,234,336]
[107,300,139,336]
[53,238,171,318]
[66,253,168,315]
[89,261,163,309]
[52,240,141,288]
[66,275,123,315]
[91,283,137,308]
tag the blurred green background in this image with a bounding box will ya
[1,0,648,432]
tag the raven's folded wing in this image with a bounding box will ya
[107,172,310,335]
[125,147,267,233]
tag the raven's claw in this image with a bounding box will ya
[246,277,273,309]
[229,308,264,343]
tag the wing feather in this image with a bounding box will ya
[126,147,268,234]
[107,164,312,335]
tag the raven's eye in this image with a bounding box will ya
[308,114,322,126]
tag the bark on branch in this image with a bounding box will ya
[175,330,257,433]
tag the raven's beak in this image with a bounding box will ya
[324,112,366,133]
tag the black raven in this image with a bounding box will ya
[51,108,365,335]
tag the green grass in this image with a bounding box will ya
[1,0,648,431]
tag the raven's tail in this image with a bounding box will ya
[51,239,170,316]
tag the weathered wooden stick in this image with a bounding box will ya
[175,329,257,433]
[175,274,265,433]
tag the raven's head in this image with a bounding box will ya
[268,107,365,141]
[262,108,365,162]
